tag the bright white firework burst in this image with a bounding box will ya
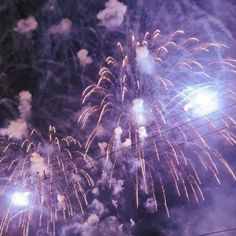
[79,30,236,217]
[0,126,94,236]
[184,88,218,116]
[11,191,30,207]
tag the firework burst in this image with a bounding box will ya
[0,125,94,236]
[79,30,236,216]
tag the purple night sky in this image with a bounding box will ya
[0,1,236,235]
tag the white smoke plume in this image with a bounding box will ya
[114,126,123,150]
[18,90,32,119]
[0,91,32,140]
[136,46,155,75]
[0,118,28,140]
[77,49,93,67]
[57,194,66,210]
[59,199,133,236]
[122,138,131,149]
[130,99,148,139]
[137,126,148,139]
[91,187,100,197]
[49,18,72,35]
[30,152,48,177]
[14,15,38,34]
[114,126,123,141]
[131,99,146,126]
[96,0,127,29]
[60,215,130,236]
[113,127,132,149]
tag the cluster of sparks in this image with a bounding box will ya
[0,29,236,235]
[0,126,94,235]
[79,30,236,217]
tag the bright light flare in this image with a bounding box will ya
[184,90,218,116]
[11,191,30,207]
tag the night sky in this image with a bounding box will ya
[0,0,236,236]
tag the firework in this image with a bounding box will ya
[0,125,94,236]
[79,30,236,216]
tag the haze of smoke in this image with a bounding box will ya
[161,184,236,236]
[77,49,93,67]
[14,15,38,34]
[30,152,49,177]
[49,18,72,35]
[97,0,127,29]
[0,90,32,139]
[59,199,133,236]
